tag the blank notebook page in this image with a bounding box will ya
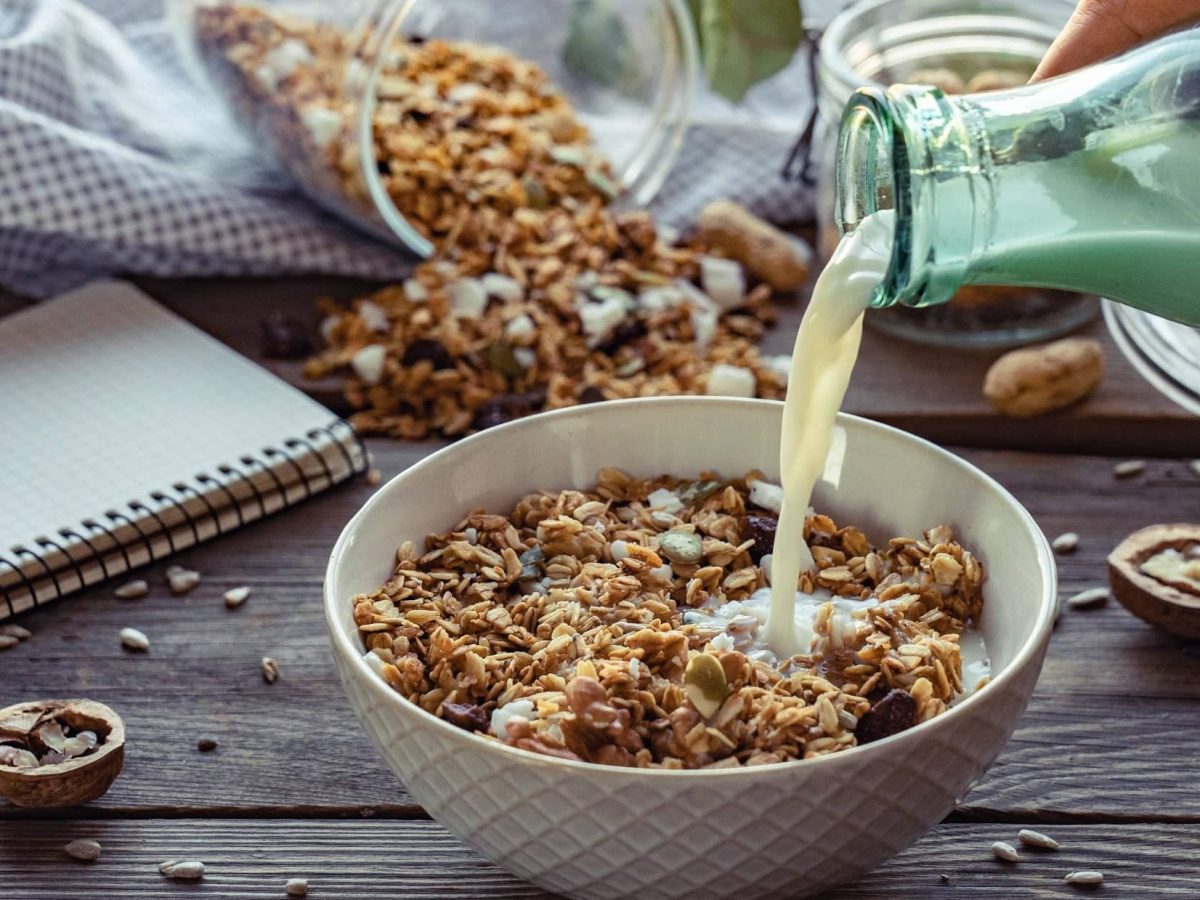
[0,279,340,551]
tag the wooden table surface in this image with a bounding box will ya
[2,277,1200,898]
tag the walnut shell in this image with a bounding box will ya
[0,700,125,808]
[983,337,1103,417]
[1109,524,1200,638]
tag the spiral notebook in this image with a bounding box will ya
[0,280,368,621]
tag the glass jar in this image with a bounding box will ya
[815,0,1098,348]
[1106,304,1200,417]
[178,0,697,259]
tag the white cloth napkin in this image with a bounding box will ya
[0,0,820,299]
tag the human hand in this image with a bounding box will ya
[1033,0,1200,80]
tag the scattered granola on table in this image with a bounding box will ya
[194,4,802,439]
[351,469,987,769]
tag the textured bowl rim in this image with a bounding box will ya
[325,396,1057,780]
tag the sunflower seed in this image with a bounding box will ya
[365,467,382,486]
[64,839,102,861]
[991,840,1019,862]
[161,860,205,880]
[1051,532,1078,554]
[1066,587,1109,609]
[0,624,32,640]
[1064,871,1103,886]
[262,656,280,684]
[0,635,18,651]
[1017,828,1059,850]
[168,568,201,595]
[114,579,149,599]
[223,586,251,609]
[1113,460,1146,478]
[285,877,309,896]
[119,627,150,651]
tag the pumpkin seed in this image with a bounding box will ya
[1051,532,1078,554]
[684,653,727,718]
[487,342,525,377]
[223,586,251,609]
[1113,459,1146,478]
[1066,587,1108,609]
[119,627,150,651]
[64,839,102,861]
[161,860,205,880]
[1017,828,1059,850]
[113,579,149,599]
[659,529,703,565]
[991,841,1019,862]
[678,480,721,507]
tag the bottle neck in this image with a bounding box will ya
[836,27,1200,320]
[835,85,992,310]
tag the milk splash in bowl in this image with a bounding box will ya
[767,212,894,657]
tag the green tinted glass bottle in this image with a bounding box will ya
[835,26,1200,325]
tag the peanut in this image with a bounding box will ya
[982,337,1103,417]
[697,200,811,292]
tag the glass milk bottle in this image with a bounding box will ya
[835,25,1200,326]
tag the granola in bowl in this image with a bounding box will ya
[351,468,988,769]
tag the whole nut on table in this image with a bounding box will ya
[983,337,1104,417]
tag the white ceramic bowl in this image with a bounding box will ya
[325,398,1056,899]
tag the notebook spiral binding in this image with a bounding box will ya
[0,419,367,619]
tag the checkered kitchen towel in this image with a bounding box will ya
[0,0,820,299]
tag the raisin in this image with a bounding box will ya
[401,339,454,370]
[742,513,778,563]
[441,702,488,733]
[854,689,917,744]
[597,318,647,355]
[258,312,312,359]
[578,386,605,404]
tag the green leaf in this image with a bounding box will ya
[693,0,804,103]
[562,0,635,88]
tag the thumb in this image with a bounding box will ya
[1032,0,1200,81]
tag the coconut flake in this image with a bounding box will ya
[403,279,428,303]
[357,300,389,333]
[490,699,535,740]
[579,296,627,346]
[481,273,523,303]
[351,344,387,385]
[747,479,785,514]
[504,314,536,343]
[646,488,684,514]
[449,279,488,319]
[257,38,313,90]
[706,363,756,398]
[301,105,341,148]
[710,632,735,652]
[637,285,687,311]
[699,256,746,310]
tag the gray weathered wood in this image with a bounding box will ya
[1,819,1197,897]
[2,444,1199,821]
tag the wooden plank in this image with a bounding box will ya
[1,819,1197,897]
[129,275,1200,456]
[2,444,1199,821]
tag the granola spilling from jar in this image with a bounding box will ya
[193,5,804,438]
[351,469,988,768]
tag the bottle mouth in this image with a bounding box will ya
[835,88,907,307]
